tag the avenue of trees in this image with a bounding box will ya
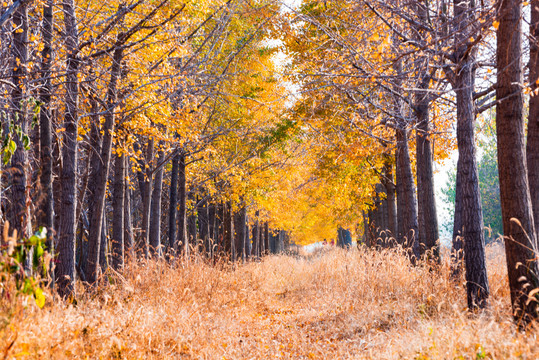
[1,0,539,327]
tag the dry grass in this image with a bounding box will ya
[1,245,539,359]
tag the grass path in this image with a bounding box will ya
[2,246,538,359]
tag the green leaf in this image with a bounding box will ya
[22,278,33,295]
[28,235,40,246]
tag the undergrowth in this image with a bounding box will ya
[1,244,538,359]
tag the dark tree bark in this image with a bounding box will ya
[139,138,154,257]
[39,0,55,281]
[168,153,179,254]
[56,0,80,297]
[528,0,539,245]
[124,179,134,259]
[395,127,420,260]
[177,153,187,254]
[99,211,108,271]
[497,0,539,324]
[112,152,125,270]
[208,203,217,255]
[85,47,123,283]
[224,202,235,260]
[8,2,31,239]
[383,158,397,241]
[450,0,490,311]
[252,211,260,258]
[264,222,269,255]
[187,193,198,251]
[198,196,210,256]
[415,93,439,259]
[217,202,225,253]
[149,151,164,257]
[454,62,489,309]
[234,207,247,261]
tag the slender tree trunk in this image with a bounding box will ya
[99,211,108,271]
[451,167,464,276]
[56,0,79,296]
[198,196,210,256]
[124,177,134,259]
[224,202,235,260]
[454,62,489,309]
[168,153,179,254]
[208,203,217,256]
[81,103,102,276]
[178,153,187,254]
[253,211,260,258]
[497,0,539,324]
[149,151,164,257]
[415,94,439,259]
[85,47,123,283]
[112,152,125,270]
[235,207,247,261]
[451,0,489,311]
[528,0,539,244]
[8,3,31,239]
[395,128,420,260]
[384,159,397,242]
[139,138,154,257]
[39,0,55,283]
[187,193,198,251]
[264,222,269,255]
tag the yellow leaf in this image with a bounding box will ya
[493,20,500,30]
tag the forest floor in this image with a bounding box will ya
[2,245,539,359]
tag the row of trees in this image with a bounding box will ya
[282,0,539,325]
[0,0,312,298]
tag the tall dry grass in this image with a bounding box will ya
[1,245,538,359]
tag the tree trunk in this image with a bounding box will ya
[383,157,397,243]
[99,211,108,271]
[112,152,125,270]
[8,2,31,239]
[451,0,489,311]
[187,193,198,251]
[451,167,464,277]
[85,47,123,283]
[208,202,217,256]
[264,222,269,255]
[149,151,164,257]
[39,0,55,283]
[395,127,420,260]
[252,211,260,258]
[56,0,79,296]
[198,196,210,256]
[454,61,489,310]
[124,178,135,259]
[528,0,539,245]
[497,0,539,324]
[177,153,187,254]
[168,153,179,254]
[224,202,235,260]
[139,138,154,257]
[415,95,439,259]
[234,207,247,261]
